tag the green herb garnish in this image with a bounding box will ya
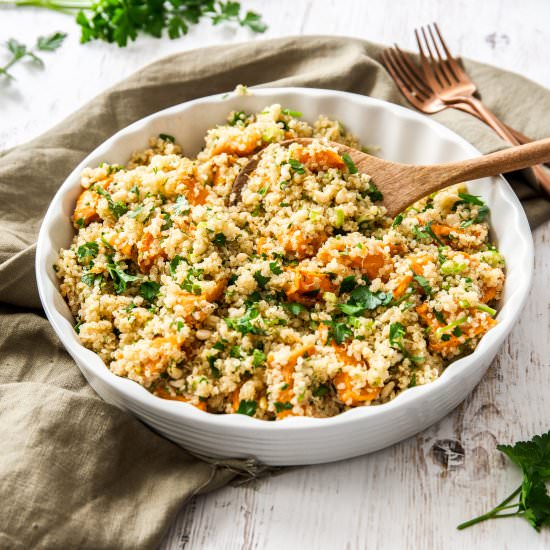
[139,281,160,301]
[0,32,66,81]
[458,430,550,532]
[274,401,293,413]
[341,153,358,174]
[213,233,227,246]
[339,286,392,315]
[236,399,257,417]
[77,242,99,262]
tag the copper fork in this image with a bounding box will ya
[414,22,550,194]
[380,45,532,145]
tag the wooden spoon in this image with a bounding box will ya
[230,137,550,217]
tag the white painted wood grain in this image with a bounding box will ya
[1,1,549,548]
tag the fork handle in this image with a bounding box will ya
[458,96,550,196]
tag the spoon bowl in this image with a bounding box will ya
[231,136,550,217]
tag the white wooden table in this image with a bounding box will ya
[2,1,549,548]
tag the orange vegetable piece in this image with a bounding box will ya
[393,274,413,299]
[137,230,166,271]
[73,188,101,227]
[292,146,346,171]
[333,370,381,405]
[317,239,387,279]
[481,286,497,303]
[285,268,336,304]
[278,229,327,259]
[173,279,227,324]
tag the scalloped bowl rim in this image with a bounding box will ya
[36,87,534,434]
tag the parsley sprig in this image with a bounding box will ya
[6,0,266,47]
[0,32,66,80]
[458,430,550,532]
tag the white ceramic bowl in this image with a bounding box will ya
[36,87,533,466]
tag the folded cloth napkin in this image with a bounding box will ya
[1,35,549,550]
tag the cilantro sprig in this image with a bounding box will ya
[7,0,266,48]
[458,430,550,532]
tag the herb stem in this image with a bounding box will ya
[457,486,521,530]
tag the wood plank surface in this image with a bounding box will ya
[1,1,549,548]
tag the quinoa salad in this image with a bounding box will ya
[56,104,505,420]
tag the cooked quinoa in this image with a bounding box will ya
[56,104,505,420]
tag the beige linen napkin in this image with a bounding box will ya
[1,35,549,550]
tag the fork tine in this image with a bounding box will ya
[414,28,443,92]
[380,51,426,109]
[393,45,433,96]
[386,48,430,100]
[426,23,458,84]
[433,22,468,80]
[420,25,450,87]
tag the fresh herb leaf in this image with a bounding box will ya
[170,255,184,275]
[458,192,485,206]
[159,133,175,143]
[458,430,550,532]
[288,158,305,174]
[339,275,357,294]
[174,195,190,215]
[225,305,264,335]
[413,274,432,295]
[207,355,221,378]
[389,322,406,351]
[81,272,103,287]
[312,383,330,397]
[252,349,266,367]
[236,399,257,417]
[323,320,353,345]
[269,261,283,275]
[283,302,307,316]
[274,401,293,413]
[339,286,392,315]
[95,186,128,219]
[139,281,160,301]
[106,258,140,294]
[213,233,227,246]
[253,271,270,289]
[77,242,99,262]
[392,214,404,227]
[1,32,66,81]
[341,153,358,174]
[365,182,383,202]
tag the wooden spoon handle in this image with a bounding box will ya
[433,137,550,188]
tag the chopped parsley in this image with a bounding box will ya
[288,158,305,174]
[252,349,266,367]
[106,258,140,294]
[413,274,432,295]
[159,133,175,143]
[274,401,293,413]
[236,399,257,417]
[341,153,358,174]
[389,322,406,352]
[225,305,264,335]
[95,186,128,219]
[77,242,99,262]
[173,195,191,215]
[269,261,283,275]
[213,233,227,246]
[339,275,357,294]
[339,285,392,315]
[253,271,270,289]
[323,319,353,345]
[458,430,550,532]
[139,281,160,301]
[207,356,221,378]
[392,213,404,227]
[81,272,103,287]
[170,255,184,275]
[312,383,330,397]
[283,302,308,316]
